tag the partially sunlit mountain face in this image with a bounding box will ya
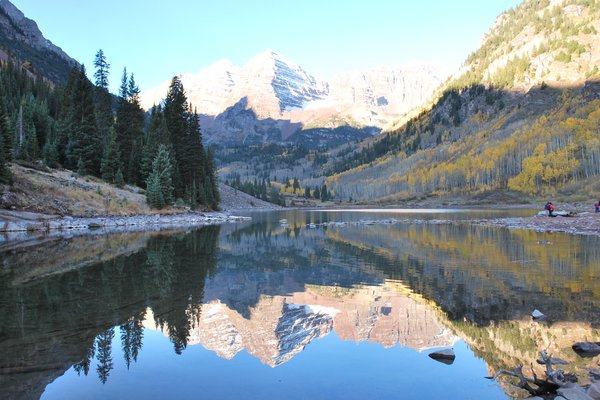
[140,49,448,146]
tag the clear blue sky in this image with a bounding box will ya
[11,0,522,93]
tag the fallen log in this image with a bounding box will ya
[486,351,578,398]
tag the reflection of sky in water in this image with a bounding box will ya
[43,330,504,400]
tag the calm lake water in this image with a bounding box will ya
[1,209,600,400]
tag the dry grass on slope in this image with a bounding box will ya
[0,163,154,217]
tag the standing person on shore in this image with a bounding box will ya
[595,200,600,213]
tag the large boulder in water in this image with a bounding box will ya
[572,342,600,357]
[428,349,455,365]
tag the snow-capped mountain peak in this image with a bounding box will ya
[139,49,449,145]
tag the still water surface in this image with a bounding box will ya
[1,209,599,399]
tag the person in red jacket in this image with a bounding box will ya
[544,201,555,217]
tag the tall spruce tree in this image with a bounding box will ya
[141,105,170,184]
[163,76,188,199]
[0,137,11,184]
[64,66,101,175]
[42,123,60,168]
[56,66,80,167]
[0,104,11,183]
[93,50,110,90]
[161,77,219,209]
[100,127,121,182]
[0,91,10,183]
[93,49,115,163]
[0,95,12,163]
[115,69,144,184]
[146,144,174,209]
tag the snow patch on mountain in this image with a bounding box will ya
[140,49,449,135]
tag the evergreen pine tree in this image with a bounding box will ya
[163,77,210,207]
[0,95,12,162]
[115,69,144,184]
[42,123,60,168]
[269,187,281,205]
[66,66,101,175]
[118,68,128,100]
[0,132,11,184]
[93,49,110,90]
[146,144,174,208]
[93,49,114,152]
[100,127,121,182]
[13,101,37,160]
[141,105,169,183]
[77,156,85,176]
[55,66,80,166]
[114,168,125,188]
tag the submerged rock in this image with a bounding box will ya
[428,349,455,365]
[572,342,600,357]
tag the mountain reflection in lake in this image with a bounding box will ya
[1,210,599,400]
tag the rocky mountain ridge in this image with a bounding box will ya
[0,0,77,83]
[140,49,448,145]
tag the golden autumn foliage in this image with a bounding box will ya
[327,86,600,201]
[325,0,600,202]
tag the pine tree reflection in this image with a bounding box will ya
[0,225,220,395]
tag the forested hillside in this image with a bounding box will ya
[326,0,600,203]
[0,50,219,210]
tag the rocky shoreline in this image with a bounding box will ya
[300,209,600,237]
[3,206,600,244]
[0,209,251,244]
[475,212,600,237]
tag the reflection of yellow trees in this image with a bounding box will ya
[452,319,600,397]
[326,223,600,312]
